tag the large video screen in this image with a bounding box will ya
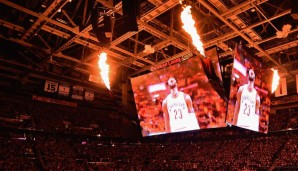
[131,56,227,136]
[226,44,271,133]
[204,47,223,83]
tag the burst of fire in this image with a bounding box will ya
[98,52,110,90]
[180,4,205,57]
[271,68,280,93]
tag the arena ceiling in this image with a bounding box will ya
[0,0,298,94]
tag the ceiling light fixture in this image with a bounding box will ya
[276,24,292,38]
[143,45,155,54]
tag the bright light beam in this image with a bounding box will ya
[271,68,280,93]
[98,52,110,90]
[180,5,205,57]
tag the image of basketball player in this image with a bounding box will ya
[162,77,200,133]
[233,69,261,131]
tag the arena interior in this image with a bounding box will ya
[0,0,298,170]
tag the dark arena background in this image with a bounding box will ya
[0,0,298,170]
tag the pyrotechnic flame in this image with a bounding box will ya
[180,5,205,57]
[98,52,110,90]
[271,68,280,93]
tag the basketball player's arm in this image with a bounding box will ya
[185,94,194,113]
[233,86,243,125]
[255,94,260,115]
[162,99,171,133]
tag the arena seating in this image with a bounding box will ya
[0,130,297,170]
[0,97,297,170]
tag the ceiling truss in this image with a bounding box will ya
[0,0,298,89]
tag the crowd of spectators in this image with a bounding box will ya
[0,133,38,170]
[269,108,298,131]
[0,94,297,170]
[0,130,297,170]
[1,96,296,136]
[0,97,128,137]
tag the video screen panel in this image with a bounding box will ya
[204,47,223,83]
[131,56,227,137]
[226,44,271,133]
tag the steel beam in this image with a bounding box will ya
[199,0,292,76]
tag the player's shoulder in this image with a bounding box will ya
[182,92,191,100]
[238,85,245,92]
[162,98,167,106]
[239,84,246,88]
[256,92,261,100]
[163,94,171,103]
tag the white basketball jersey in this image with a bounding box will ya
[166,92,200,132]
[237,85,259,131]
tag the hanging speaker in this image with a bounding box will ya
[91,5,110,47]
[122,0,138,32]
[103,15,112,38]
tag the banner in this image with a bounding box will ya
[32,95,77,107]
[84,90,94,101]
[150,57,183,71]
[275,77,287,97]
[72,85,84,100]
[44,80,58,93]
[58,84,70,96]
